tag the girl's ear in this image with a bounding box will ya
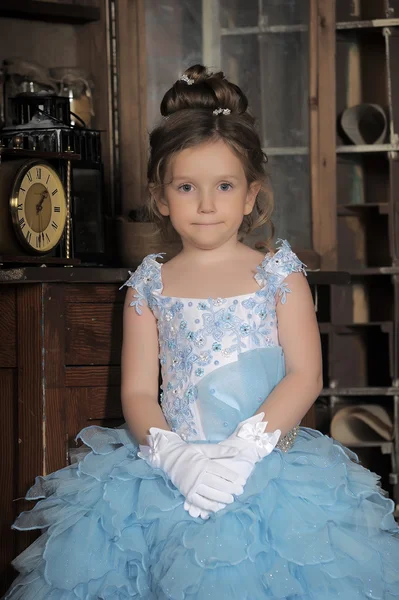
[244,181,262,215]
[149,184,170,216]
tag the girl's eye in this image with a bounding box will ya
[179,184,194,193]
[219,183,232,192]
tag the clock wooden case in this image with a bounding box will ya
[0,95,106,264]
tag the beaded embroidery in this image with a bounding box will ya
[120,240,306,447]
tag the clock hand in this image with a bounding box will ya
[36,190,49,214]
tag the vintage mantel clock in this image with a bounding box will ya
[0,157,68,257]
[0,95,105,264]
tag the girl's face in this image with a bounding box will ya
[157,139,260,251]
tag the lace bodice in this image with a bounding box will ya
[121,240,306,444]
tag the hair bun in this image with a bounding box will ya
[180,64,209,85]
[160,64,248,117]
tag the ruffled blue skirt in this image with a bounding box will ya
[4,426,399,600]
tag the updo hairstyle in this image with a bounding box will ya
[147,65,274,246]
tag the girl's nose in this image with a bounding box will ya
[198,193,216,213]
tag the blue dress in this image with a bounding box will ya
[4,240,399,600]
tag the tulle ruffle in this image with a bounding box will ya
[4,425,399,600]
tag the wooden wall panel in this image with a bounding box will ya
[66,387,89,451]
[66,386,123,453]
[0,286,16,368]
[65,302,123,365]
[64,284,121,304]
[65,365,121,387]
[43,285,67,474]
[86,386,122,420]
[15,286,42,555]
[0,369,17,592]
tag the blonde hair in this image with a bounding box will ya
[147,64,274,246]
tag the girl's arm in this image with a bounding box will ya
[121,287,170,445]
[255,272,323,435]
[122,285,244,515]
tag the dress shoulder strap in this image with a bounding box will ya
[119,253,164,314]
[255,239,307,304]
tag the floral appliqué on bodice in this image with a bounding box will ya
[121,240,306,444]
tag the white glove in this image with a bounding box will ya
[138,428,245,513]
[184,413,281,519]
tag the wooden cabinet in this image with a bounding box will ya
[0,274,123,590]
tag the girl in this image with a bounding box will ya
[4,65,399,600]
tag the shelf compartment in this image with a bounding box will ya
[351,274,394,323]
[338,211,391,269]
[336,28,389,149]
[337,154,389,208]
[315,391,396,494]
[0,1,100,24]
[327,325,393,387]
[329,276,394,324]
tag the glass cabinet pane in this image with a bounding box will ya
[145,0,311,249]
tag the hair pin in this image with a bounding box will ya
[213,108,231,116]
[180,74,194,85]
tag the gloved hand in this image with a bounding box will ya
[184,413,281,519]
[138,428,245,514]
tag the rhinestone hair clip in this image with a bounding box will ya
[180,74,194,85]
[213,108,231,115]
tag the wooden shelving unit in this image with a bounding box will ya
[330,0,399,512]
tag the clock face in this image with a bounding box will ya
[10,162,67,254]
